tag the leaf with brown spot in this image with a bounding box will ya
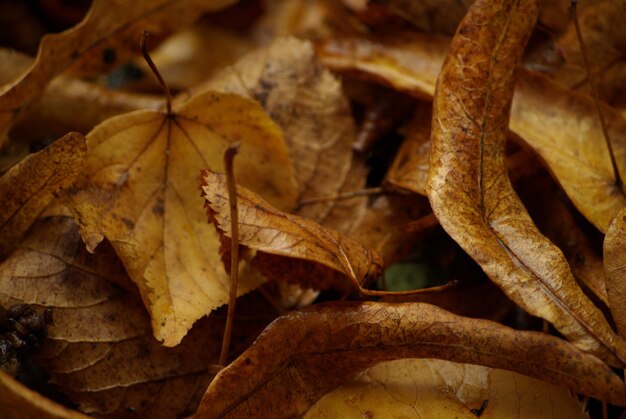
[0,216,277,417]
[306,359,587,419]
[200,169,382,293]
[427,0,626,365]
[604,207,626,338]
[194,302,626,418]
[0,132,86,258]
[0,0,237,139]
[62,90,297,347]
[201,37,361,224]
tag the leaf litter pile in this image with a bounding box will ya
[2,0,626,417]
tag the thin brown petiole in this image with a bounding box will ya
[569,0,622,189]
[297,187,385,207]
[358,280,458,298]
[219,141,241,367]
[140,30,172,116]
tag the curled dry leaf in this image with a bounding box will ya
[427,0,626,364]
[306,358,587,419]
[201,170,382,292]
[201,37,359,224]
[63,91,297,347]
[0,132,86,258]
[194,302,626,418]
[0,370,87,419]
[319,34,626,233]
[0,216,275,417]
[0,0,237,139]
[604,207,626,338]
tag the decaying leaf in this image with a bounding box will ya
[306,358,587,419]
[194,302,626,418]
[0,370,87,419]
[319,35,626,233]
[427,0,626,364]
[201,37,359,223]
[604,207,626,338]
[0,0,237,139]
[63,90,297,347]
[0,132,86,258]
[201,169,382,292]
[0,216,276,417]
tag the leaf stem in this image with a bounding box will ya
[359,280,458,297]
[219,141,241,367]
[569,1,622,189]
[140,31,172,116]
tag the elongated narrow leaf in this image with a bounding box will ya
[604,207,626,337]
[194,302,626,418]
[427,0,626,364]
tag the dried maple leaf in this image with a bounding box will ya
[427,0,626,365]
[62,90,297,347]
[319,35,626,233]
[604,207,626,338]
[0,216,276,417]
[194,302,626,418]
[201,37,360,224]
[200,170,382,293]
[0,0,237,139]
[0,132,86,258]
[306,358,587,418]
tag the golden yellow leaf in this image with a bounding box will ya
[200,169,381,292]
[0,132,86,258]
[194,302,626,418]
[306,359,587,419]
[428,0,626,364]
[63,91,297,346]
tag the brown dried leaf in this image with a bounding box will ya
[427,0,626,365]
[306,359,587,419]
[63,91,297,346]
[0,132,86,258]
[319,35,626,233]
[604,207,626,338]
[200,170,382,292]
[201,37,359,223]
[0,0,237,138]
[0,370,87,419]
[0,216,276,417]
[194,302,626,418]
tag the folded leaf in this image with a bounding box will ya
[194,302,626,418]
[0,132,86,258]
[427,0,626,364]
[200,169,382,292]
[63,91,297,346]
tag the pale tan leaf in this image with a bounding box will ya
[63,91,297,346]
[194,302,626,418]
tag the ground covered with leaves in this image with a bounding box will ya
[1,0,626,418]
